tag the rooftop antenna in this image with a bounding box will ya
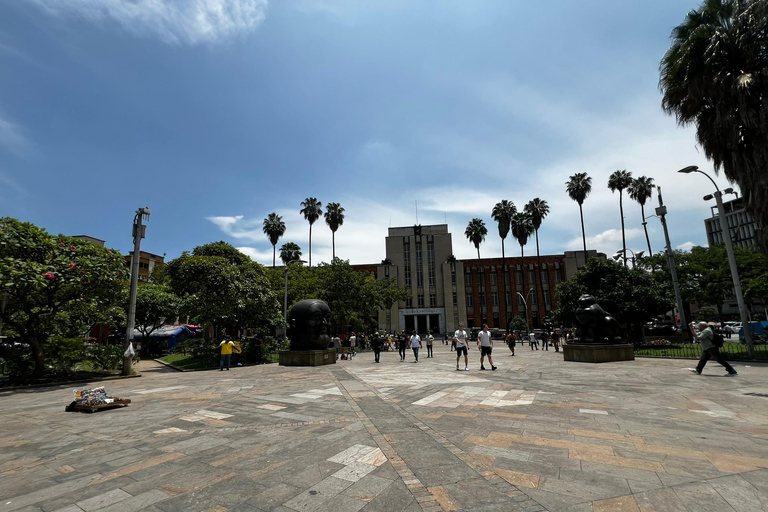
[415,200,419,224]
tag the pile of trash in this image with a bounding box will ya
[73,386,111,406]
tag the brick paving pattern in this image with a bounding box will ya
[1,345,767,511]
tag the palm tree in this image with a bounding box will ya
[608,170,633,266]
[565,173,592,257]
[300,198,322,266]
[323,202,345,260]
[511,212,534,326]
[524,199,550,318]
[279,242,302,266]
[464,218,487,260]
[492,200,516,329]
[262,213,286,268]
[660,0,768,254]
[628,176,655,256]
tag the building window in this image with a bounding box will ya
[516,268,523,285]
[404,239,411,286]
[427,241,435,287]
[453,292,458,305]
[492,291,498,306]
[466,293,474,307]
[416,242,424,287]
[451,265,456,285]
[465,272,472,286]
[418,294,425,308]
[554,263,561,284]
[430,294,436,307]
[490,270,497,286]
[404,266,411,286]
[505,291,511,307]
[478,291,486,304]
[406,298,413,308]
[478,268,485,291]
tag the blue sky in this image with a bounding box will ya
[0,1,733,266]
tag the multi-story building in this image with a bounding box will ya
[72,235,106,247]
[373,224,603,335]
[125,251,165,282]
[705,196,759,249]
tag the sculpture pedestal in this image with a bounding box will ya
[279,348,336,367]
[563,344,634,363]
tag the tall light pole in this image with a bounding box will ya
[516,288,535,336]
[678,166,754,357]
[655,186,687,336]
[124,207,150,376]
[613,248,644,267]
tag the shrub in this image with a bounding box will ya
[0,343,34,379]
[86,344,124,371]
[45,337,87,372]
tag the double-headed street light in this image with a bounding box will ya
[516,288,535,336]
[613,248,644,266]
[678,165,754,357]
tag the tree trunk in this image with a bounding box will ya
[332,231,336,260]
[272,245,276,268]
[501,239,507,333]
[641,204,653,256]
[28,333,44,377]
[520,245,528,330]
[579,203,588,263]
[309,224,313,267]
[535,228,545,319]
[476,246,480,260]
[620,192,627,266]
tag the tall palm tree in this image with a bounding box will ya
[608,170,633,266]
[279,242,302,266]
[565,173,592,257]
[628,176,655,256]
[492,200,516,329]
[300,198,322,266]
[511,212,534,326]
[323,202,345,260]
[661,0,768,255]
[524,199,550,318]
[464,218,487,260]
[262,212,286,268]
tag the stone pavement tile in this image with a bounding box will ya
[591,495,641,512]
[246,482,302,511]
[493,467,540,489]
[332,462,377,483]
[341,475,392,502]
[75,489,132,511]
[1,473,103,511]
[96,490,171,512]
[633,487,688,512]
[659,456,723,480]
[707,474,768,511]
[312,495,366,512]
[442,478,526,511]
[370,461,398,481]
[426,486,459,511]
[740,468,768,494]
[493,457,561,479]
[359,479,415,512]
[672,481,737,512]
[409,460,479,487]
[282,476,353,512]
[538,468,631,503]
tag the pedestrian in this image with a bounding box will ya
[333,336,341,360]
[233,338,243,366]
[541,330,549,351]
[689,321,737,376]
[477,324,497,370]
[372,334,382,363]
[426,330,434,358]
[454,322,470,371]
[410,330,421,362]
[398,332,407,362]
[551,330,560,352]
[529,331,539,350]
[218,335,235,371]
[506,332,516,356]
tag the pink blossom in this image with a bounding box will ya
[59,242,66,247]
[107,250,113,254]
[69,263,76,270]
[70,245,76,251]
[44,272,56,280]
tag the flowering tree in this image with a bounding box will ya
[0,218,128,375]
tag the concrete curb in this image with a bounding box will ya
[0,372,142,392]
[152,358,273,372]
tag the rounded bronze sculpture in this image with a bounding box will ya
[289,299,331,351]
[574,294,619,344]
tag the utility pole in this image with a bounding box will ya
[124,207,150,376]
[655,187,687,337]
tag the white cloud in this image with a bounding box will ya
[676,241,696,252]
[29,0,268,45]
[0,118,31,156]
[565,228,643,256]
[236,246,274,262]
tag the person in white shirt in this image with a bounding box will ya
[529,331,539,350]
[426,331,434,358]
[410,331,421,362]
[454,323,470,371]
[477,324,497,371]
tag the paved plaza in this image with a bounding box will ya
[1,345,768,512]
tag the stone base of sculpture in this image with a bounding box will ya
[563,344,634,363]
[279,348,336,367]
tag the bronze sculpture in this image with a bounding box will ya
[574,294,619,344]
[289,299,331,351]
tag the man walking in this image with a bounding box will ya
[551,330,560,352]
[426,330,434,358]
[454,323,470,371]
[218,335,235,371]
[541,330,549,351]
[410,330,421,362]
[477,324,497,370]
[372,333,382,363]
[689,321,737,376]
[529,331,539,350]
[398,332,407,362]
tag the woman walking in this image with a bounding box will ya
[506,332,516,356]
[410,331,421,362]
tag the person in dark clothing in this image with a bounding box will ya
[541,330,550,351]
[398,332,407,362]
[371,334,383,363]
[690,322,737,376]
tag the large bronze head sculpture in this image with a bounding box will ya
[289,299,331,351]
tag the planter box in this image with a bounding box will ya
[563,344,634,363]
[279,348,336,367]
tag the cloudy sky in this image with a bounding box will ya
[0,1,733,266]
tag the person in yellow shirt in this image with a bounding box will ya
[219,336,235,371]
[233,339,243,366]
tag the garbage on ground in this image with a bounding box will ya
[65,386,131,413]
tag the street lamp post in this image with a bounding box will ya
[655,186,687,336]
[516,288,535,336]
[124,207,150,376]
[678,166,754,357]
[613,248,645,266]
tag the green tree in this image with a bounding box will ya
[628,176,655,256]
[0,218,128,375]
[525,198,550,319]
[300,198,322,267]
[565,172,592,256]
[554,257,670,343]
[464,218,488,260]
[279,242,302,266]
[263,213,286,268]
[164,241,281,338]
[660,0,768,254]
[608,170,633,265]
[132,284,182,352]
[324,203,345,260]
